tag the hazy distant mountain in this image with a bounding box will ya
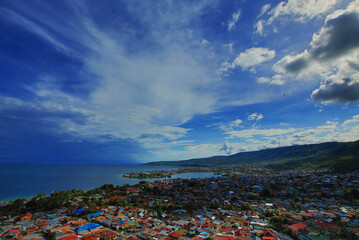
[145,140,359,172]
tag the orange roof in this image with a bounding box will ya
[288,223,307,231]
[96,216,106,222]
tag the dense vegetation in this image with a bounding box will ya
[145,140,359,172]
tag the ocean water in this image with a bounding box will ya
[0,163,217,202]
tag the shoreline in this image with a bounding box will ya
[122,167,221,179]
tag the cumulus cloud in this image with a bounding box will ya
[220,141,232,154]
[230,119,243,127]
[228,9,241,31]
[272,2,359,103]
[248,113,264,121]
[342,114,359,127]
[214,119,243,132]
[311,12,359,60]
[221,47,275,72]
[201,39,209,45]
[311,73,359,103]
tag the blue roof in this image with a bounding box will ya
[74,208,86,215]
[87,211,104,218]
[75,223,101,232]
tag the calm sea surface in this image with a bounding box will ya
[0,163,217,202]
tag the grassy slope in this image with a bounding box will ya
[145,140,359,172]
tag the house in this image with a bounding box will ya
[287,222,307,233]
[19,214,33,222]
[313,221,340,231]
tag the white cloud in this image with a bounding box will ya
[268,0,340,23]
[257,75,285,85]
[221,47,275,72]
[230,119,243,127]
[255,20,265,36]
[201,39,209,45]
[272,2,359,102]
[226,128,297,139]
[0,2,222,151]
[145,115,359,161]
[258,4,271,18]
[214,119,243,132]
[226,117,359,151]
[342,114,359,127]
[221,118,358,151]
[248,112,264,121]
[0,7,73,55]
[223,42,234,54]
[228,9,241,31]
[220,141,232,154]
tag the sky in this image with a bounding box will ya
[0,0,359,164]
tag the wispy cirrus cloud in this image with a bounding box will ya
[0,1,223,161]
[228,9,241,31]
[255,0,340,37]
[268,0,340,23]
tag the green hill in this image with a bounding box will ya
[145,140,359,172]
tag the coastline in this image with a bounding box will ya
[0,163,183,202]
[0,164,219,203]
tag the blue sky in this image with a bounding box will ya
[0,0,359,164]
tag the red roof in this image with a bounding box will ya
[239,230,250,236]
[57,235,79,240]
[126,236,138,240]
[109,195,123,200]
[301,213,315,218]
[314,221,340,231]
[215,236,235,240]
[262,229,275,237]
[8,230,21,235]
[221,227,236,232]
[288,223,307,231]
[83,235,99,240]
[97,230,118,239]
[171,232,181,237]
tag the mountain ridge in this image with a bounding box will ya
[145,140,359,172]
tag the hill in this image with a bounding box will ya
[145,140,359,172]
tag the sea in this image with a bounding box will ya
[0,163,218,202]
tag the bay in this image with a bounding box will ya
[0,163,218,202]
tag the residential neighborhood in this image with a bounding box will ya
[1,168,359,240]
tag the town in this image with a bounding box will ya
[1,168,359,240]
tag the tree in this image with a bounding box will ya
[48,232,56,240]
